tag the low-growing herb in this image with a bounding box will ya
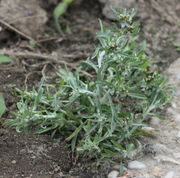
[5,8,173,163]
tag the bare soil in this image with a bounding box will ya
[0,0,179,177]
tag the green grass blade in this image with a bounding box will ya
[0,55,13,63]
[0,93,6,117]
[53,0,74,33]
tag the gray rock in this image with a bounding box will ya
[113,165,127,171]
[127,160,147,169]
[0,0,47,38]
[107,170,119,178]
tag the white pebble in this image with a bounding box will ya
[142,126,155,132]
[171,103,177,109]
[11,160,16,164]
[164,171,175,178]
[127,160,146,169]
[113,165,121,170]
[107,170,119,178]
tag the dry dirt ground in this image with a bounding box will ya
[0,0,179,177]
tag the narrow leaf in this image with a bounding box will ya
[0,93,6,117]
[0,55,13,63]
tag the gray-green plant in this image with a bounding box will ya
[5,8,172,163]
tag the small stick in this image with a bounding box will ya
[0,50,76,66]
[37,37,59,43]
[0,50,77,65]
[0,50,93,77]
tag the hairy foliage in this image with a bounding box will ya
[5,9,172,163]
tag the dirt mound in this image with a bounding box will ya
[0,0,47,38]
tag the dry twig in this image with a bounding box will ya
[0,50,78,66]
[0,50,93,77]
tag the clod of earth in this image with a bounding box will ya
[0,0,48,38]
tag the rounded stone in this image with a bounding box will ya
[107,170,119,178]
[127,160,147,169]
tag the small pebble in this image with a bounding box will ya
[31,155,36,159]
[171,103,177,109]
[107,170,119,178]
[150,117,160,126]
[152,166,162,177]
[164,171,175,178]
[127,160,146,169]
[54,167,60,172]
[113,165,121,170]
[11,160,16,164]
[20,149,26,154]
[142,126,155,132]
[113,165,127,171]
